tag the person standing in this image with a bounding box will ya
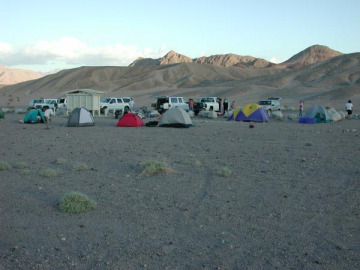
[219,98,224,115]
[188,98,194,111]
[230,100,237,110]
[299,101,304,117]
[223,98,229,112]
[129,98,135,111]
[345,100,353,118]
[43,107,54,129]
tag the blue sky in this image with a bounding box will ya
[1,0,359,72]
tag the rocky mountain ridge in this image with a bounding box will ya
[129,45,341,69]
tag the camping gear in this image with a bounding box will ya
[299,105,331,124]
[159,107,192,128]
[146,121,159,127]
[67,108,95,127]
[116,113,145,127]
[0,108,4,119]
[23,109,45,123]
[229,103,269,122]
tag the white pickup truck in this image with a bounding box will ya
[193,97,222,114]
[100,97,131,116]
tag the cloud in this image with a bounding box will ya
[269,57,286,64]
[0,42,14,56]
[0,37,168,70]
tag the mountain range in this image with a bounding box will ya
[0,45,358,109]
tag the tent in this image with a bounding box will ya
[227,106,242,121]
[299,105,331,124]
[229,103,269,122]
[23,109,45,123]
[67,108,95,127]
[327,108,342,122]
[116,113,145,127]
[159,107,192,128]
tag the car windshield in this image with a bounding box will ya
[259,101,271,105]
[101,98,111,103]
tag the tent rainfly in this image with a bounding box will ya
[299,105,331,124]
[229,103,269,122]
[116,113,145,127]
[67,108,95,127]
[159,107,192,128]
[64,89,106,116]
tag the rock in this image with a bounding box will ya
[187,110,195,117]
[271,111,284,120]
[198,111,208,118]
[207,111,218,119]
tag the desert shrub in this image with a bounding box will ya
[0,161,11,171]
[14,162,28,169]
[141,160,173,176]
[20,169,31,175]
[60,192,96,213]
[220,167,232,177]
[305,142,312,146]
[56,158,67,165]
[194,160,203,167]
[40,168,58,178]
[73,163,88,171]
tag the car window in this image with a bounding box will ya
[123,98,130,102]
[101,98,111,103]
[117,99,123,103]
[110,99,116,104]
[170,97,178,103]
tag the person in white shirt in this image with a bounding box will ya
[43,108,54,129]
[345,100,354,118]
[129,98,135,111]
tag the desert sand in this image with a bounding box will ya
[1,112,359,269]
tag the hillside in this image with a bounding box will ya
[280,45,343,69]
[0,65,42,85]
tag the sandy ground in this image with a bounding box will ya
[0,112,359,270]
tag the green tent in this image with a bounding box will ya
[304,105,331,123]
[23,109,45,123]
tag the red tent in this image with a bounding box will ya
[116,113,145,127]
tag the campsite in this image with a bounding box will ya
[1,107,359,269]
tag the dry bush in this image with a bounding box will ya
[0,161,11,171]
[141,160,174,176]
[60,192,96,213]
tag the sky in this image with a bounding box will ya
[1,0,359,73]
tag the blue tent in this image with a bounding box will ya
[229,103,269,122]
[23,109,45,123]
